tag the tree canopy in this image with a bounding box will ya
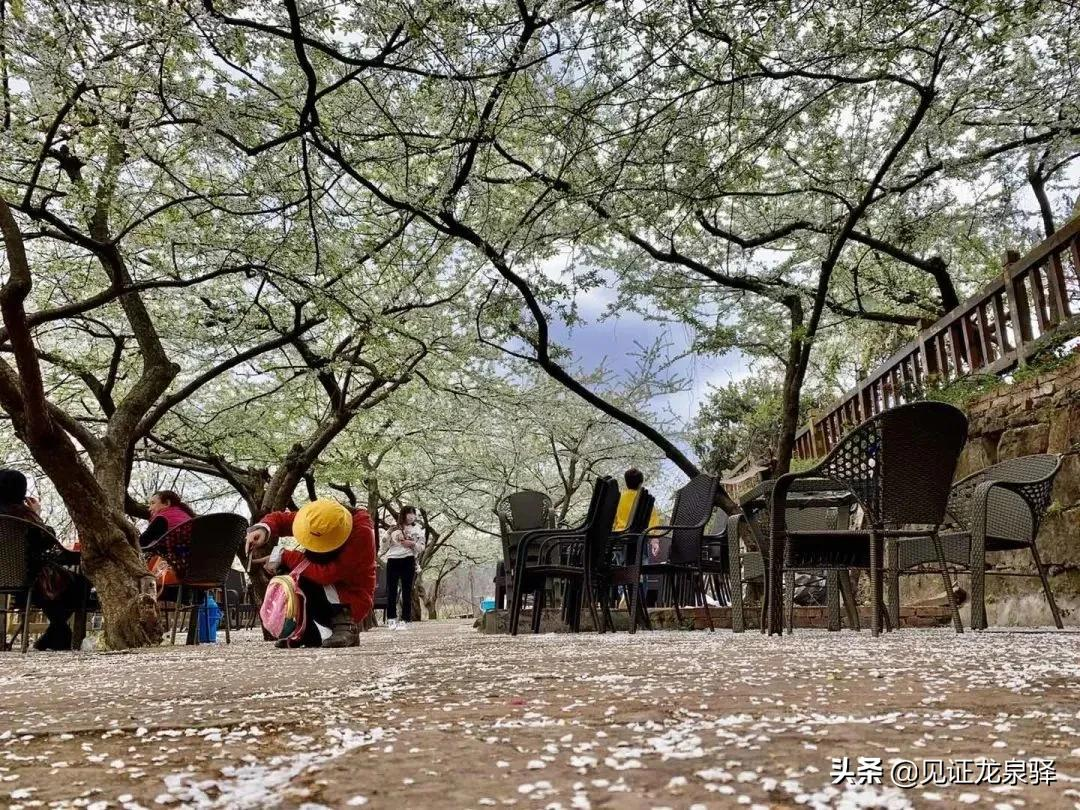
[0,0,1077,643]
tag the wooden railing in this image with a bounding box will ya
[794,214,1080,460]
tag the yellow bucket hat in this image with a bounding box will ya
[293,500,352,553]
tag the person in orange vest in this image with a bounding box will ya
[247,500,376,648]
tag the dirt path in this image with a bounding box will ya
[1,622,1079,809]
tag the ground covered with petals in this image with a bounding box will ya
[0,621,1078,809]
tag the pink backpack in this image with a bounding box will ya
[260,559,309,642]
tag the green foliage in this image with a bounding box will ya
[0,0,1077,578]
[692,369,812,474]
[924,374,1003,408]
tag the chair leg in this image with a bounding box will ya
[170,584,184,645]
[565,580,577,632]
[1,593,9,651]
[886,540,900,630]
[825,571,841,632]
[785,572,795,635]
[728,516,746,633]
[880,597,893,632]
[671,576,685,627]
[21,588,32,654]
[628,571,642,634]
[587,579,603,633]
[601,587,615,632]
[222,583,231,645]
[870,535,882,638]
[697,571,714,632]
[766,553,782,636]
[638,586,653,630]
[569,581,583,629]
[1029,541,1063,630]
[970,533,987,631]
[509,580,524,636]
[931,535,963,634]
[587,580,602,634]
[531,588,545,634]
[188,589,203,645]
[838,572,860,631]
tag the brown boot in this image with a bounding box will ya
[324,606,359,648]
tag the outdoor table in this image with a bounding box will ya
[734,478,861,633]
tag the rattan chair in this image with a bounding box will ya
[373,564,389,622]
[147,514,247,645]
[509,477,619,635]
[768,401,969,636]
[887,453,1063,630]
[590,487,657,632]
[701,510,731,607]
[494,490,555,610]
[631,474,719,633]
[0,516,46,653]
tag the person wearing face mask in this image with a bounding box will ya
[379,505,425,628]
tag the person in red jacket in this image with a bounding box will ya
[246,499,375,648]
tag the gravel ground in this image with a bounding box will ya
[0,621,1079,809]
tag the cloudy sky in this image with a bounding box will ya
[539,250,749,428]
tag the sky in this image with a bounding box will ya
[535,250,754,503]
[539,250,750,428]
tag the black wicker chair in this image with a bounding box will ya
[509,477,619,635]
[373,564,389,622]
[591,487,657,633]
[147,514,247,645]
[768,401,969,636]
[494,490,555,610]
[888,453,1064,630]
[632,474,719,633]
[702,509,731,607]
[0,516,47,653]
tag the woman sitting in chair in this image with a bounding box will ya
[139,490,196,594]
[0,469,88,651]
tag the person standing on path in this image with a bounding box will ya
[380,505,425,628]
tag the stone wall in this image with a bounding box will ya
[906,354,1080,625]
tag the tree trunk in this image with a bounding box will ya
[773,298,807,476]
[1029,170,1056,238]
[412,576,425,622]
[80,524,161,649]
[34,449,161,648]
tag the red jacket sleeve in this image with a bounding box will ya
[350,510,377,619]
[260,510,297,540]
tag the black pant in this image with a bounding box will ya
[25,573,90,651]
[386,557,415,622]
[296,576,341,647]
